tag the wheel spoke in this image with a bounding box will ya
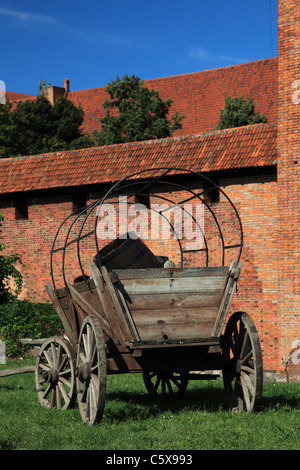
[240,373,251,410]
[222,312,263,412]
[36,337,76,411]
[153,376,161,391]
[76,316,107,425]
[241,364,255,374]
[143,371,188,399]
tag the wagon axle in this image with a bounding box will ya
[77,362,92,382]
[41,368,59,386]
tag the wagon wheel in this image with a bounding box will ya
[35,336,76,410]
[76,316,107,425]
[143,371,188,399]
[221,312,263,412]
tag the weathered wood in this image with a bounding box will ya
[115,266,229,280]
[128,291,224,311]
[211,261,242,337]
[0,366,35,377]
[130,338,220,348]
[45,283,77,346]
[100,266,140,344]
[132,306,218,324]
[20,338,47,345]
[67,282,113,339]
[118,276,228,296]
[56,288,83,340]
[136,322,215,342]
[90,264,129,344]
[111,266,229,343]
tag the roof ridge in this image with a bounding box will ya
[0,123,276,163]
[68,58,278,95]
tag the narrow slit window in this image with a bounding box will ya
[15,198,28,219]
[72,193,87,212]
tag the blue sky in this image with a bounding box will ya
[1,0,278,95]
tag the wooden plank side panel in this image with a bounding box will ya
[115,268,229,343]
[132,306,219,342]
[121,276,228,296]
[132,306,219,325]
[115,266,229,280]
[128,291,224,311]
[137,322,216,342]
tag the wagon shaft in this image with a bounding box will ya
[0,366,35,377]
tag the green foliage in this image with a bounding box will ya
[0,95,95,158]
[0,211,23,304]
[94,74,185,145]
[214,95,267,130]
[0,299,61,356]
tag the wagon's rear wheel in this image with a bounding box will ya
[143,371,188,399]
[35,336,76,410]
[76,316,107,425]
[221,312,263,412]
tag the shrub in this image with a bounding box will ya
[0,299,62,357]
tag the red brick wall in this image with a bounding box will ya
[222,173,280,378]
[277,0,300,381]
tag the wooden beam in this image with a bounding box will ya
[45,282,77,346]
[67,281,113,339]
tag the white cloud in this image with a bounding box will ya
[0,7,57,24]
[0,6,130,48]
[188,46,248,66]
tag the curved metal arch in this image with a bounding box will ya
[50,167,243,290]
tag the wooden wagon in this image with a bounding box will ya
[34,168,263,425]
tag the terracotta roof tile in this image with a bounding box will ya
[5,58,277,139]
[69,58,277,136]
[0,123,276,195]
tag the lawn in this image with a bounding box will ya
[0,358,299,451]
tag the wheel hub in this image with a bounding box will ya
[77,362,91,382]
[43,368,59,385]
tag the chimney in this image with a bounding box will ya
[64,78,70,97]
[277,0,300,380]
[47,79,70,105]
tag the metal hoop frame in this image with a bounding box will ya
[50,167,243,291]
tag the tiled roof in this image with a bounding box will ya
[69,58,277,136]
[0,123,277,195]
[6,91,36,102]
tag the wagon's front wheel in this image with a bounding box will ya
[35,336,76,410]
[143,371,188,399]
[76,316,107,425]
[221,312,263,412]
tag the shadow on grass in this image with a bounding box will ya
[104,382,228,422]
[0,440,16,450]
[258,393,300,411]
[104,379,300,422]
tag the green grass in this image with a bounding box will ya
[0,358,300,450]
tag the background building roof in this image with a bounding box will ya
[69,58,277,136]
[0,123,277,195]
[6,58,277,138]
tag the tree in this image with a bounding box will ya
[0,95,94,158]
[94,74,185,145]
[0,212,23,304]
[214,95,267,130]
